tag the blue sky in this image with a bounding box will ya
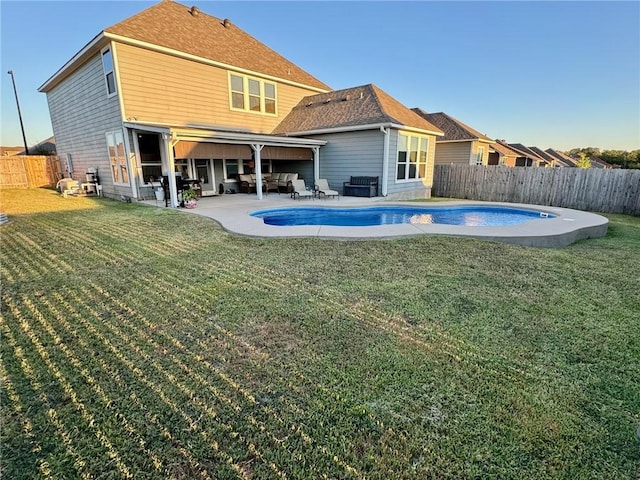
[1,1,639,151]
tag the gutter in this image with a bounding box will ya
[281,122,444,138]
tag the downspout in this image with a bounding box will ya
[380,126,390,197]
[251,144,264,200]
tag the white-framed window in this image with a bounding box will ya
[228,73,277,115]
[101,47,116,97]
[474,146,485,165]
[106,130,128,185]
[223,159,239,180]
[396,133,429,181]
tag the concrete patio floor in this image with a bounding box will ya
[142,193,609,247]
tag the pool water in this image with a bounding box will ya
[251,205,555,227]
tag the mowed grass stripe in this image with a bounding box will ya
[75,280,367,479]
[20,294,167,475]
[55,289,290,480]
[37,293,218,479]
[47,291,254,479]
[95,257,405,474]
[1,234,49,281]
[88,255,388,476]
[1,299,126,478]
[0,360,57,479]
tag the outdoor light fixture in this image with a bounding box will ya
[7,70,29,155]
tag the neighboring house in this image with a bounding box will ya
[488,141,520,166]
[528,146,569,167]
[545,149,578,167]
[18,137,56,156]
[274,85,444,199]
[507,143,548,167]
[38,0,445,204]
[38,0,332,205]
[411,109,493,166]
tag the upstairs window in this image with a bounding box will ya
[102,47,116,96]
[229,73,277,115]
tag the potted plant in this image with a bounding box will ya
[181,188,198,208]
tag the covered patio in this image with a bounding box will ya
[124,122,326,207]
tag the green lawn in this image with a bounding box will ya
[1,188,639,479]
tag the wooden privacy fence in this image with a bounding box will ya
[433,165,640,215]
[0,156,61,188]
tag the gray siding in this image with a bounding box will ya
[385,130,437,200]
[46,52,125,198]
[312,130,384,194]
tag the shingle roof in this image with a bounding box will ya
[105,0,330,91]
[508,143,548,164]
[273,84,444,135]
[529,146,561,164]
[545,148,578,167]
[411,109,493,142]
[490,141,519,157]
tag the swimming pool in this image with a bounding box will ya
[251,205,555,227]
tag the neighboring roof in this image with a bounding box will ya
[411,109,493,142]
[528,146,569,166]
[508,143,549,164]
[546,149,578,167]
[585,156,616,168]
[41,0,330,93]
[490,141,520,157]
[18,136,56,155]
[273,84,444,135]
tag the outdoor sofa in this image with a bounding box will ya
[238,173,299,193]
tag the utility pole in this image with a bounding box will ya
[7,70,29,155]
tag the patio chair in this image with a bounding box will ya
[315,179,339,199]
[291,179,314,200]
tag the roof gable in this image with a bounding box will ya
[508,143,548,163]
[273,84,443,135]
[104,1,330,91]
[490,141,520,157]
[412,109,493,142]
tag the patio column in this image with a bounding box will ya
[312,146,320,182]
[163,132,179,207]
[251,143,264,200]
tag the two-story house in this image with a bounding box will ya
[39,0,442,204]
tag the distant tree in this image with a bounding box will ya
[575,152,591,168]
[568,147,600,158]
[600,149,640,169]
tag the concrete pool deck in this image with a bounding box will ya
[151,193,609,247]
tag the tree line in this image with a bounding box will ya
[567,148,640,169]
